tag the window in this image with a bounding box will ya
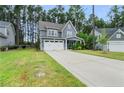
[45,41,49,42]
[47,29,58,37]
[67,30,72,37]
[116,34,121,38]
[52,31,54,36]
[50,41,54,42]
[59,41,63,43]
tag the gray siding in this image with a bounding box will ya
[8,25,15,46]
[109,31,124,41]
[40,30,46,37]
[58,32,62,38]
[62,23,76,38]
[0,24,15,47]
[0,37,7,47]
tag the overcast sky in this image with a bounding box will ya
[42,5,113,21]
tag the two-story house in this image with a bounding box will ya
[39,20,85,51]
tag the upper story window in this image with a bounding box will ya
[47,29,58,37]
[67,30,72,37]
[116,34,121,38]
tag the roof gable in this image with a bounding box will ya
[61,21,77,38]
[0,21,15,38]
[61,20,77,33]
[94,28,124,42]
[109,29,124,40]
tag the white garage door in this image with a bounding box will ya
[44,40,64,51]
[109,41,124,52]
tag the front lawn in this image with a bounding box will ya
[75,50,124,61]
[0,49,85,87]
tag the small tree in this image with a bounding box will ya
[77,32,96,49]
[98,29,108,52]
[35,21,40,51]
[35,33,40,51]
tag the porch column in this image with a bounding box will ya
[65,39,67,50]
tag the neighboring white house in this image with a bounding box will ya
[93,28,124,52]
[38,20,85,51]
[0,21,15,47]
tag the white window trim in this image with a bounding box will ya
[47,29,58,37]
[109,29,124,40]
[116,33,121,39]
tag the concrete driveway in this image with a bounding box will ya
[46,50,124,87]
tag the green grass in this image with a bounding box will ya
[74,50,124,61]
[0,49,86,87]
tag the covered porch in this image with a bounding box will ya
[66,37,85,49]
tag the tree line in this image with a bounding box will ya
[0,5,124,48]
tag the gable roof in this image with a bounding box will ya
[61,20,77,33]
[39,21,65,31]
[95,27,124,37]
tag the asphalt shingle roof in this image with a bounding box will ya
[39,21,65,31]
[95,27,124,37]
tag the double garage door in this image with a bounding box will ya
[44,40,64,51]
[108,41,124,52]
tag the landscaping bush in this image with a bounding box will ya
[77,32,97,49]
[0,45,18,51]
[71,42,83,50]
[0,47,7,51]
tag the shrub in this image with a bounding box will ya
[71,42,82,50]
[8,45,18,49]
[77,32,96,49]
[0,45,19,51]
